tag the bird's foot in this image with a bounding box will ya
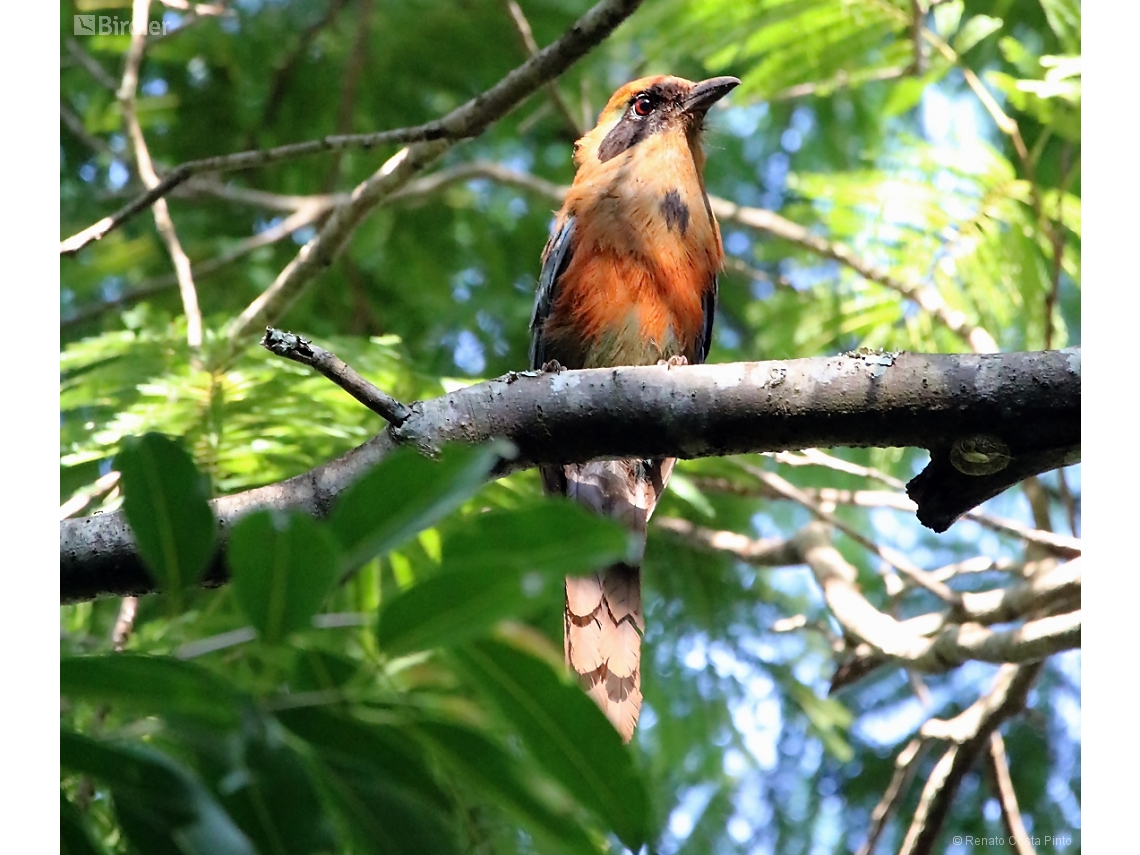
[540,359,564,374]
[658,355,689,369]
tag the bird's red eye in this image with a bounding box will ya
[633,95,654,117]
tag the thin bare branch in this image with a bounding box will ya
[60,471,121,520]
[258,0,351,132]
[709,197,999,353]
[504,0,584,138]
[434,161,999,353]
[61,103,113,156]
[988,731,1037,855]
[120,0,202,351]
[60,0,644,257]
[767,448,1080,556]
[900,664,1041,855]
[856,737,929,855]
[771,65,908,102]
[322,0,375,190]
[742,464,959,602]
[111,597,139,651]
[62,204,327,329]
[64,37,119,91]
[655,517,803,567]
[798,524,1079,672]
[260,327,411,425]
[216,0,646,366]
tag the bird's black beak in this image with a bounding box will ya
[683,76,741,116]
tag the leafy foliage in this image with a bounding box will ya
[61,0,1080,853]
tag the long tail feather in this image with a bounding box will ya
[550,458,673,742]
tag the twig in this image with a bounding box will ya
[655,517,803,567]
[988,731,1037,855]
[111,597,139,651]
[260,327,411,425]
[64,37,119,91]
[856,737,929,855]
[723,256,796,292]
[215,0,646,368]
[61,103,113,156]
[120,0,202,351]
[768,448,1080,555]
[503,0,584,138]
[63,204,329,328]
[322,0,375,190]
[431,161,999,353]
[60,0,644,257]
[909,0,926,75]
[60,471,121,520]
[709,197,999,353]
[258,0,351,133]
[742,464,960,603]
[900,664,1041,855]
[832,558,1077,690]
[798,523,1079,672]
[769,66,908,101]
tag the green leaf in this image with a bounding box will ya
[114,433,216,606]
[1039,0,1080,52]
[953,15,1003,55]
[377,500,630,655]
[316,763,461,855]
[454,639,651,851]
[276,708,459,855]
[329,442,508,570]
[228,510,342,644]
[215,725,334,855]
[377,566,550,656]
[60,654,245,729]
[61,790,104,855]
[275,707,450,810]
[415,720,599,855]
[291,649,359,692]
[442,499,632,575]
[61,729,255,855]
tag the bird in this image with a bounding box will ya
[528,74,739,741]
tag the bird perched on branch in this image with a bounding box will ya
[529,74,739,741]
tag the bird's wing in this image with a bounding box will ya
[529,215,576,371]
[693,273,718,365]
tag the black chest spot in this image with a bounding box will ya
[660,189,690,237]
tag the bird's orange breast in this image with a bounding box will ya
[544,130,721,368]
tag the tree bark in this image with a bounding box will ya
[60,348,1080,602]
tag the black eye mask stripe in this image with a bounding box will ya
[596,81,687,163]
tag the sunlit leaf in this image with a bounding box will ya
[228,510,342,644]
[114,433,216,606]
[328,442,508,569]
[454,639,652,851]
[60,654,245,729]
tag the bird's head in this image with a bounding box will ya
[574,75,740,170]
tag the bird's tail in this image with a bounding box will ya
[565,561,644,742]
[553,458,674,742]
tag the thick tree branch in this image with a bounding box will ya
[60,349,1079,602]
[797,524,1079,673]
